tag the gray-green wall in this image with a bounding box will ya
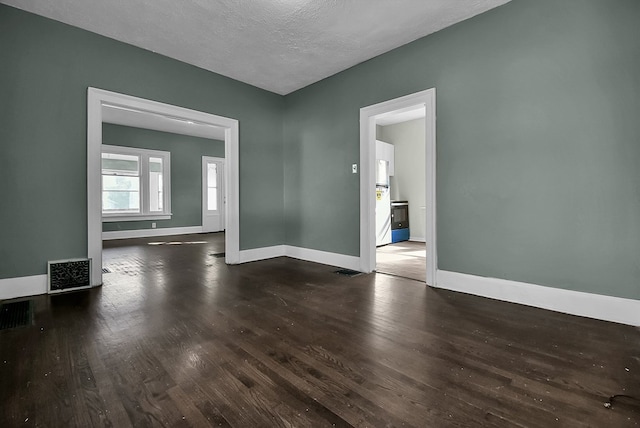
[101,124,223,232]
[284,0,640,300]
[0,4,284,280]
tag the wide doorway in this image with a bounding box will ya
[87,88,240,286]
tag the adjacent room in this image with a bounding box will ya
[375,109,428,282]
[1,0,639,426]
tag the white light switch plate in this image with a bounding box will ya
[352,164,358,174]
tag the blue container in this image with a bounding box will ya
[392,228,410,243]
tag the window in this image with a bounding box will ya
[207,162,218,211]
[102,145,171,221]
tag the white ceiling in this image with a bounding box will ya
[2,0,511,95]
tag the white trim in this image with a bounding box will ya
[435,270,640,327]
[0,245,358,300]
[238,245,360,271]
[88,87,240,286]
[102,226,204,240]
[3,267,637,328]
[0,275,48,300]
[285,246,361,271]
[102,215,172,222]
[224,124,240,264]
[409,237,426,243]
[360,89,437,285]
[101,144,172,219]
[238,245,286,263]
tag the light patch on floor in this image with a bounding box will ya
[376,241,426,282]
[148,240,209,246]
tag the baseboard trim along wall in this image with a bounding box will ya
[238,245,286,263]
[238,245,360,272]
[2,245,357,300]
[0,274,48,300]
[436,270,640,327]
[285,246,361,272]
[5,251,636,327]
[102,226,204,240]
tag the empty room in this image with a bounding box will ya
[1,0,639,426]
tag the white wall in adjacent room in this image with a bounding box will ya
[379,118,426,241]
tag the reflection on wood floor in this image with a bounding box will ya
[376,240,426,281]
[1,232,639,427]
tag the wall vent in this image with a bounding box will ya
[47,258,92,294]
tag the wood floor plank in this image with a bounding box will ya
[166,384,215,427]
[0,232,638,427]
[83,342,134,427]
[178,381,232,427]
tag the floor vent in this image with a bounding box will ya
[210,252,226,258]
[335,269,362,277]
[48,258,92,294]
[0,300,32,330]
[102,267,111,274]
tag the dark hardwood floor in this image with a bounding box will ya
[1,233,639,427]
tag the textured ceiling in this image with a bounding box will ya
[2,0,511,95]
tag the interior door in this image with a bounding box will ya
[202,156,225,232]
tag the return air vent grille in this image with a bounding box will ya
[335,269,362,277]
[48,258,92,294]
[0,300,32,330]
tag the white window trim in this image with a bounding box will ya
[101,144,172,221]
[102,215,172,222]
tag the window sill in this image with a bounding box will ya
[102,214,172,222]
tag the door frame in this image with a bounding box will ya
[87,87,240,286]
[359,88,437,285]
[202,156,225,233]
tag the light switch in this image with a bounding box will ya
[352,164,358,174]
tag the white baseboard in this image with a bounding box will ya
[238,245,286,263]
[5,260,636,327]
[285,246,360,271]
[409,237,426,242]
[0,274,48,300]
[238,245,360,272]
[1,244,357,300]
[102,226,204,240]
[436,270,640,327]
